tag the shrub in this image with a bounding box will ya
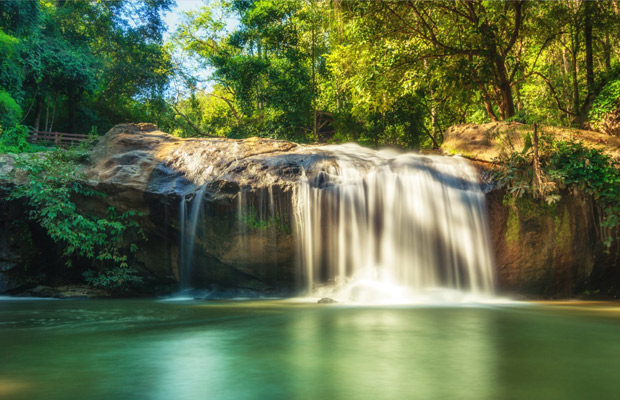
[10,147,146,288]
[0,90,22,129]
[0,124,47,154]
[590,78,620,125]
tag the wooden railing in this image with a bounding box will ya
[28,131,89,146]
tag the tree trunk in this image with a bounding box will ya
[584,0,595,101]
[311,13,317,142]
[498,81,516,119]
[576,0,595,126]
[514,82,523,113]
[532,122,543,194]
[571,48,579,118]
[570,20,580,120]
[478,84,499,122]
[614,1,620,63]
[49,93,58,133]
[44,95,50,132]
[33,98,43,132]
[604,33,612,71]
[491,52,515,119]
[561,44,572,120]
[68,91,76,133]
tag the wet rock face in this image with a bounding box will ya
[89,124,609,297]
[87,123,309,198]
[486,188,619,297]
[0,186,34,293]
[84,123,326,293]
[443,122,620,297]
[0,124,340,295]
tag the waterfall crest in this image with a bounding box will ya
[294,144,495,303]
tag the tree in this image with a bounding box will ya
[171,0,620,146]
[173,0,322,140]
[334,1,527,121]
[0,0,174,135]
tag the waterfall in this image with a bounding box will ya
[178,184,208,289]
[294,144,495,303]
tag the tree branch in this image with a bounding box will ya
[170,102,215,137]
[388,2,481,56]
[533,72,577,116]
[503,1,523,56]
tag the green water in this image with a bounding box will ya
[1,299,619,400]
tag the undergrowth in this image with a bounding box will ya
[494,130,620,247]
[0,125,48,154]
[9,145,145,290]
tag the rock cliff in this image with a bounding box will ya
[443,122,620,297]
[1,122,619,297]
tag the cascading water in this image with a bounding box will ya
[294,144,495,303]
[178,184,208,289]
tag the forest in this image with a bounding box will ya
[1,0,620,150]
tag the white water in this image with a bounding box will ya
[294,144,495,304]
[178,184,208,289]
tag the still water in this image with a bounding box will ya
[1,299,620,400]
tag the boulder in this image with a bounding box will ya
[83,123,344,294]
[318,297,338,304]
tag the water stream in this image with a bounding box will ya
[295,144,495,303]
[177,144,495,302]
[178,185,208,289]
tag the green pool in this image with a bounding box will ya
[1,298,619,399]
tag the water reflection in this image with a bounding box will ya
[282,307,499,399]
[1,300,620,400]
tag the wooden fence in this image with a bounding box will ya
[28,131,90,146]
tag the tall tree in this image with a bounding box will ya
[0,0,173,134]
[174,0,320,140]
[335,1,527,120]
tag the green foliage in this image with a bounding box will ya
[0,0,173,136]
[169,0,620,146]
[83,265,144,291]
[239,205,291,234]
[172,0,321,141]
[2,0,620,147]
[9,148,146,287]
[0,28,23,128]
[493,150,539,200]
[0,92,22,131]
[589,78,620,124]
[546,141,620,245]
[0,124,47,154]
